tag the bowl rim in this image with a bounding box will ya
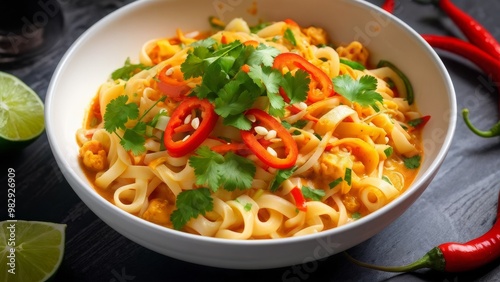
[45,0,457,247]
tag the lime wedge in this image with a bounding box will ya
[0,221,66,282]
[0,71,45,151]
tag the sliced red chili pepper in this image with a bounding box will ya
[290,187,307,212]
[211,142,252,156]
[157,65,191,101]
[240,108,298,169]
[273,53,334,103]
[164,97,218,157]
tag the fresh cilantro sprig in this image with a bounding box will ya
[333,74,383,111]
[282,70,310,104]
[181,39,309,129]
[189,146,256,192]
[111,58,149,81]
[103,95,165,155]
[170,188,213,230]
[171,145,257,230]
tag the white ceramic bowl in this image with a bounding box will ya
[46,0,456,269]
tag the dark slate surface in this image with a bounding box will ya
[1,0,499,281]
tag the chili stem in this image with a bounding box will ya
[344,247,445,272]
[462,108,500,138]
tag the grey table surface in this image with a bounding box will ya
[1,0,500,281]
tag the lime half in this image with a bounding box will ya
[0,221,66,282]
[0,71,45,151]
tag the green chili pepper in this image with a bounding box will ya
[376,60,414,105]
[339,58,366,71]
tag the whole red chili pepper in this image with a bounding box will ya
[346,190,500,272]
[381,0,395,13]
[422,34,500,137]
[414,0,500,60]
[422,35,500,83]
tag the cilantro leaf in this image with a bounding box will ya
[333,74,383,110]
[189,146,256,192]
[269,166,297,192]
[248,65,282,94]
[104,95,139,132]
[248,65,285,116]
[190,37,217,48]
[247,44,280,67]
[211,40,243,59]
[189,146,224,191]
[284,28,297,46]
[121,128,146,155]
[111,58,149,81]
[384,147,393,158]
[267,91,286,117]
[103,95,165,156]
[181,39,220,79]
[404,155,421,169]
[181,47,211,79]
[219,152,256,191]
[222,113,253,130]
[301,186,325,201]
[193,62,229,100]
[282,70,310,104]
[170,188,213,230]
[214,72,260,118]
[215,85,252,117]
